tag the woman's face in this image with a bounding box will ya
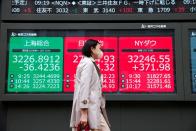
[91,44,103,59]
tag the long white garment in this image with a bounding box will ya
[70,57,108,129]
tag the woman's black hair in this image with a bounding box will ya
[82,39,100,57]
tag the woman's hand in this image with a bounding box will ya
[80,114,88,128]
[79,109,88,128]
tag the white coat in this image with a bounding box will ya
[70,56,110,129]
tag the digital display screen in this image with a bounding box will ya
[119,37,174,92]
[8,37,63,92]
[190,31,196,93]
[7,30,175,93]
[11,0,196,14]
[64,37,118,92]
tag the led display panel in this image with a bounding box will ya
[190,31,196,93]
[10,0,196,14]
[64,37,118,92]
[6,29,176,94]
[119,37,174,93]
[2,0,196,20]
[8,37,63,92]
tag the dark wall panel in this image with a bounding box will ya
[121,102,183,131]
[0,102,3,131]
[0,102,6,131]
[5,102,196,131]
[6,102,72,131]
[181,102,196,131]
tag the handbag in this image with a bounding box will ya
[77,122,90,131]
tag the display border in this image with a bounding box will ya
[0,23,183,101]
[183,23,196,101]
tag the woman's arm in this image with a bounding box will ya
[79,61,93,109]
[78,61,93,127]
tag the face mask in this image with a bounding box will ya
[97,50,103,59]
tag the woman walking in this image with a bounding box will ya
[70,39,111,131]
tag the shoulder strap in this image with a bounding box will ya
[92,62,101,78]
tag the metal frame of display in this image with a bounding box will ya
[0,23,184,101]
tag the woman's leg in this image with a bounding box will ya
[100,113,110,131]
